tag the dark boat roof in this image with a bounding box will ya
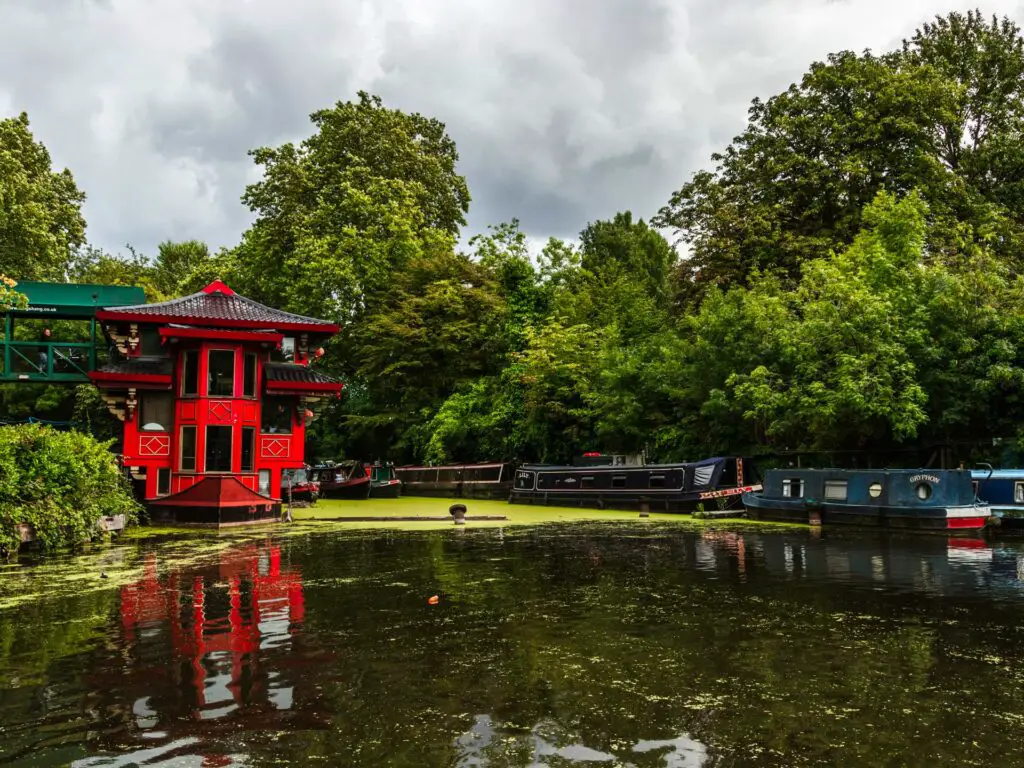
[519,457,729,471]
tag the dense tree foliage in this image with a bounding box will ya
[655,10,1024,307]
[9,11,1024,469]
[0,424,140,553]
[0,113,86,282]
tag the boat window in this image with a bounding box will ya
[649,475,666,488]
[581,476,595,489]
[140,393,173,432]
[258,469,271,495]
[824,480,848,501]
[207,349,235,397]
[1015,482,1024,504]
[782,479,803,498]
[612,475,626,489]
[179,425,196,472]
[243,353,258,398]
[241,426,255,473]
[205,425,232,473]
[916,483,932,501]
[261,396,293,433]
[157,467,171,496]
[869,482,883,498]
[182,349,199,396]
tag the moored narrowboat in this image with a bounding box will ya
[744,468,991,531]
[369,462,402,498]
[394,462,515,500]
[971,468,1024,529]
[310,461,371,500]
[509,456,759,512]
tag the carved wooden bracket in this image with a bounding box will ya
[101,393,127,422]
[126,388,138,421]
[105,324,130,356]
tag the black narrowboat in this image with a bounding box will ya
[394,462,515,500]
[508,456,759,512]
[744,468,991,531]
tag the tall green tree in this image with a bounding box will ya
[655,10,1024,305]
[231,91,470,321]
[152,239,212,296]
[0,113,86,281]
[315,245,506,461]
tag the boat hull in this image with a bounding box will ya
[322,478,371,500]
[370,480,402,499]
[399,481,513,500]
[509,487,755,513]
[744,496,990,531]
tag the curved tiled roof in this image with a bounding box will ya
[264,362,340,387]
[97,281,338,333]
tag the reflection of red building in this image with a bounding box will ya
[88,281,340,526]
[111,544,326,736]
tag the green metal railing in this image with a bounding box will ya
[1,281,143,385]
[2,340,97,382]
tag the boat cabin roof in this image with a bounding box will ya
[971,469,1024,480]
[519,457,730,472]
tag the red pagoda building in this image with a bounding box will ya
[88,280,341,526]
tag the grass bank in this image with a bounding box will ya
[290,496,804,530]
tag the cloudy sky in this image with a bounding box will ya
[1,0,1021,257]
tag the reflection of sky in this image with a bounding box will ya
[200,650,238,720]
[72,737,249,767]
[455,714,707,767]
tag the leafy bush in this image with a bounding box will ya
[0,424,140,553]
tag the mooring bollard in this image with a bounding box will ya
[449,503,467,525]
[639,499,650,518]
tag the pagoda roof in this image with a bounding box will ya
[265,362,343,394]
[149,475,278,507]
[95,280,339,334]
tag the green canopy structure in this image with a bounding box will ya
[2,281,146,383]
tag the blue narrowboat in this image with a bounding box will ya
[971,468,1024,529]
[743,468,991,531]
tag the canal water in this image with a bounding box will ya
[2,522,1024,766]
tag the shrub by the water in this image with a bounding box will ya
[0,424,140,553]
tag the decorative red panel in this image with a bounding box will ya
[208,400,233,422]
[181,402,197,420]
[242,401,259,422]
[138,434,170,457]
[261,436,290,459]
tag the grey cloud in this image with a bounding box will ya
[1,0,1021,258]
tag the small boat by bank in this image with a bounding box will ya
[509,456,759,512]
[744,468,991,531]
[282,468,320,502]
[971,467,1024,530]
[310,461,371,500]
[369,462,402,498]
[394,462,515,500]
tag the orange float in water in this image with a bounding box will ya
[427,595,439,605]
